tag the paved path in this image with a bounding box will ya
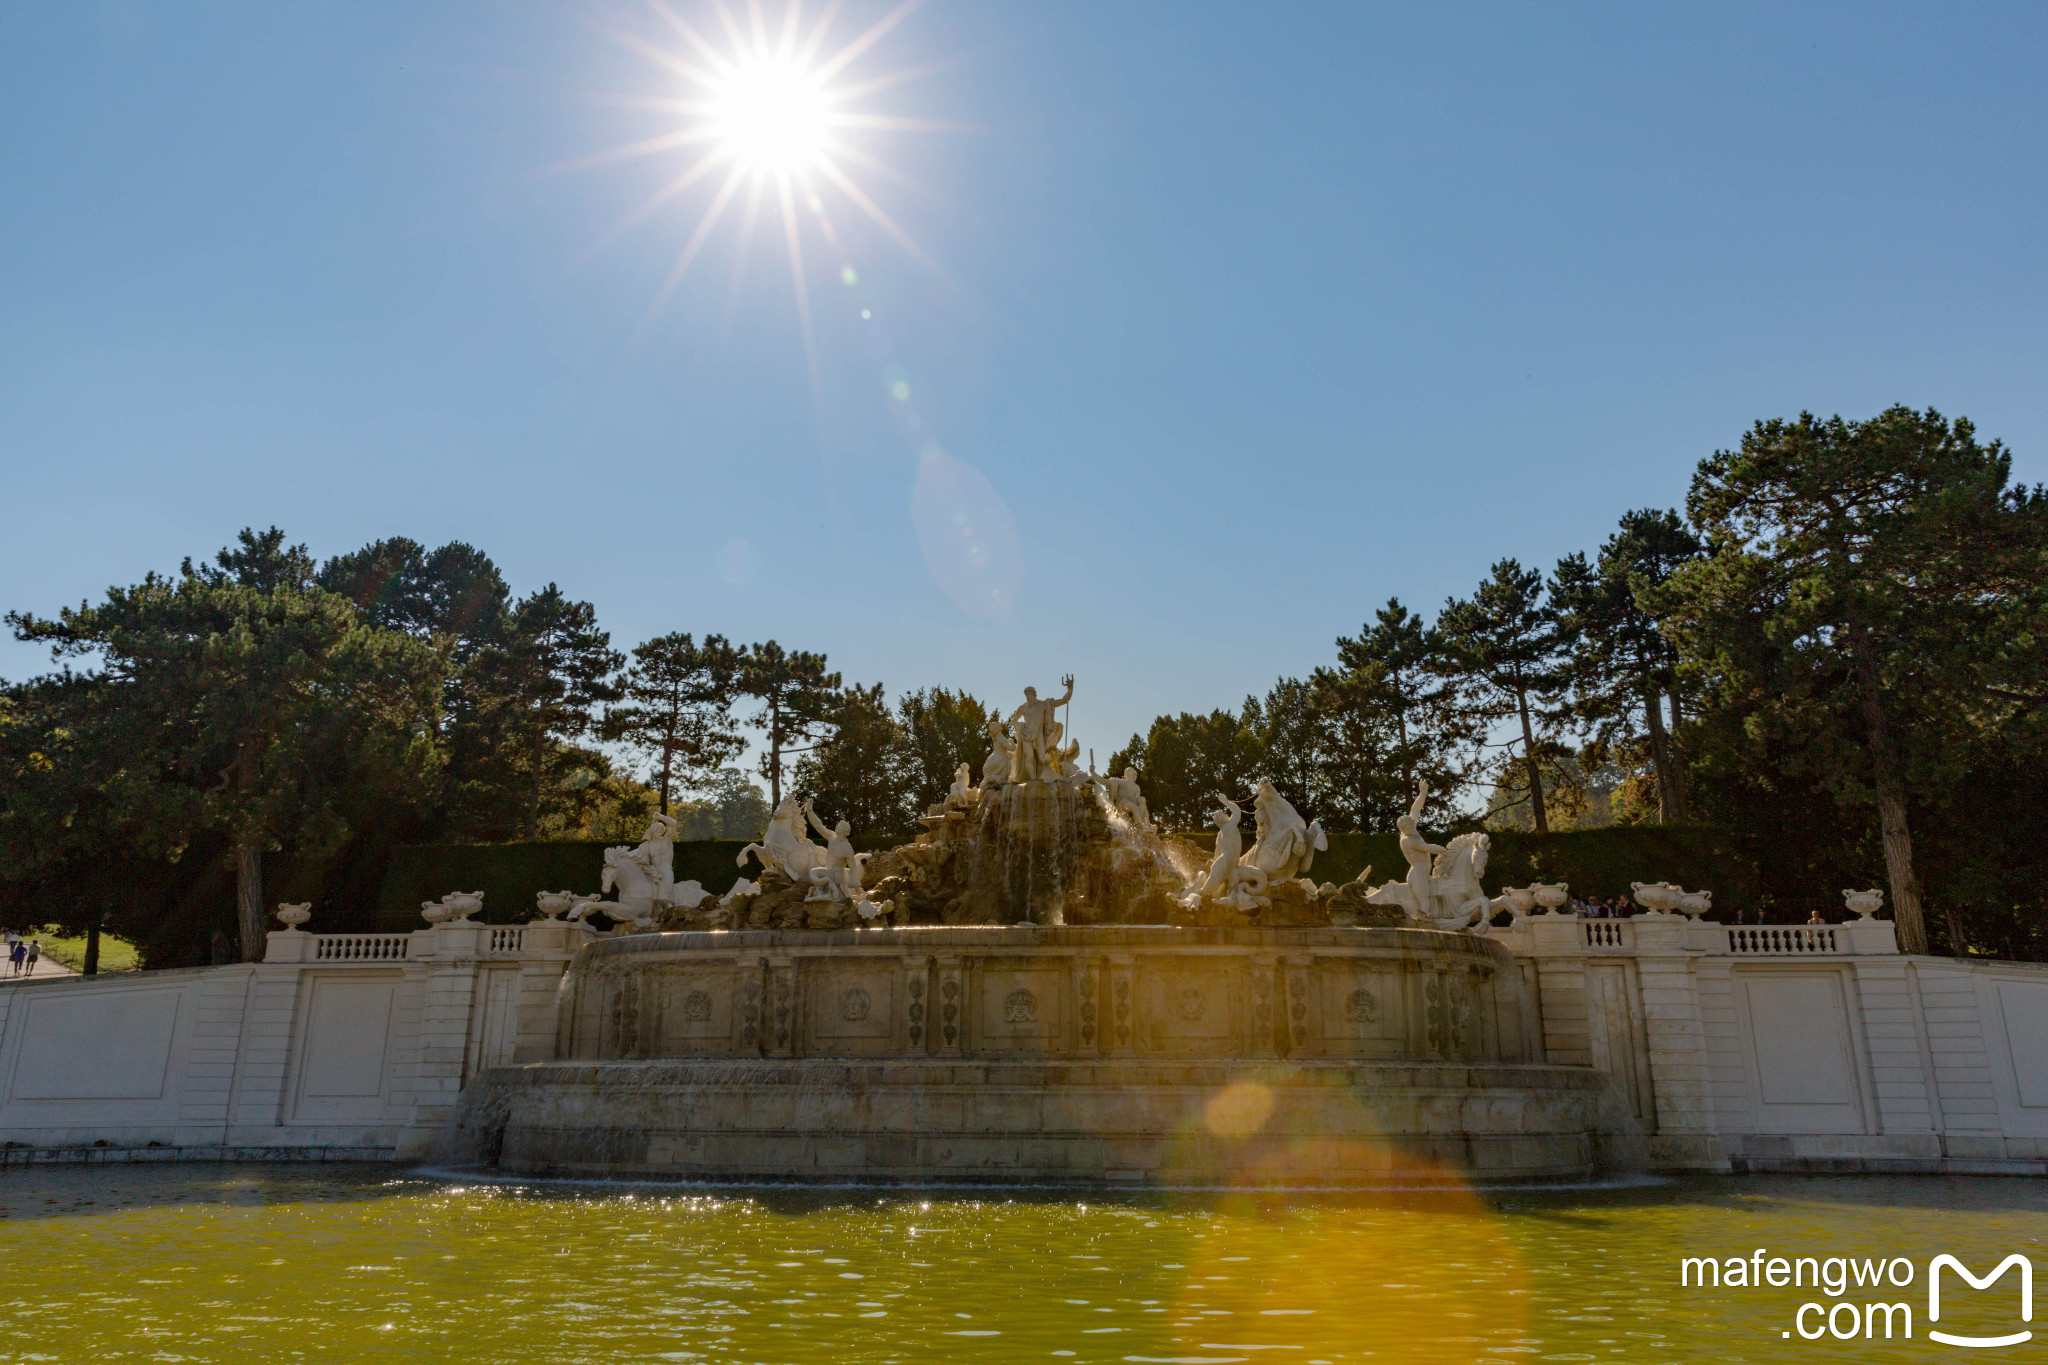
[2,947,76,981]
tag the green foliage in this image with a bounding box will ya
[792,682,912,839]
[736,641,841,807]
[1312,597,1469,828]
[670,768,771,840]
[1552,509,1703,822]
[5,529,447,959]
[895,687,994,812]
[1439,558,1572,834]
[1658,405,2048,953]
[601,632,742,812]
[460,585,623,841]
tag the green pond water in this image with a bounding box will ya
[0,1166,2042,1363]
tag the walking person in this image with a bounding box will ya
[8,939,24,977]
[24,939,40,975]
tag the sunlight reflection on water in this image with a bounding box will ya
[0,1166,2041,1363]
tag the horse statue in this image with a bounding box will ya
[738,796,833,885]
[1243,779,1327,883]
[1367,830,1495,933]
[568,813,706,928]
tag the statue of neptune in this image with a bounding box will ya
[1005,675,1074,784]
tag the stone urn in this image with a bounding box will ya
[533,890,577,922]
[1675,888,1713,919]
[1530,883,1569,915]
[1499,886,1538,917]
[1842,888,1885,919]
[1631,881,1681,916]
[422,891,484,925]
[274,902,312,931]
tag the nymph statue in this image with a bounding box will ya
[982,719,1017,787]
[1241,779,1326,882]
[1099,766,1152,830]
[800,801,867,903]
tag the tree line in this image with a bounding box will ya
[1108,407,2048,959]
[4,405,2043,964]
[0,532,870,966]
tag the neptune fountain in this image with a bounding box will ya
[456,677,1607,1184]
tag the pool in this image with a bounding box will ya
[1,1166,2041,1362]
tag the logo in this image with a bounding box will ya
[1928,1254,2032,1349]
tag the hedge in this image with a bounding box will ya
[373,825,1758,932]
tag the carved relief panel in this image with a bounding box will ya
[973,963,1066,1054]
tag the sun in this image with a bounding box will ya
[707,50,832,176]
[573,0,952,344]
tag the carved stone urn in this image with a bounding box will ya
[1530,883,1569,914]
[1630,881,1681,916]
[1841,888,1885,919]
[1675,888,1713,919]
[421,891,485,925]
[274,902,312,931]
[533,890,577,922]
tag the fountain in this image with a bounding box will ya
[454,678,1609,1184]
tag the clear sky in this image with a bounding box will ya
[3,1,2044,765]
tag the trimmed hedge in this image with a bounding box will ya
[374,825,1758,931]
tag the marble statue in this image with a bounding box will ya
[1363,783,1493,931]
[573,813,695,928]
[739,796,833,885]
[1005,675,1074,784]
[946,763,975,807]
[1369,782,1448,921]
[1424,833,1495,931]
[1099,766,1152,830]
[1243,779,1327,883]
[982,719,1016,787]
[1185,796,1270,913]
[803,801,870,906]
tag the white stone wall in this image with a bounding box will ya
[3,909,2043,1174]
[0,920,590,1162]
[1502,914,2048,1174]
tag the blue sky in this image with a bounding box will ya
[3,1,2044,766]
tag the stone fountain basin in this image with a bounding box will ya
[451,926,1608,1183]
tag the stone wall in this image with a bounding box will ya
[0,909,2043,1178]
[0,919,589,1163]
[1499,913,2048,1174]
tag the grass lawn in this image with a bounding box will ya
[32,926,141,973]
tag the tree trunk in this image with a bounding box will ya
[235,841,266,963]
[1644,683,1680,824]
[767,698,783,807]
[525,733,543,841]
[1666,688,1690,820]
[1516,690,1548,835]
[658,743,673,815]
[83,921,101,976]
[1850,623,1928,954]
